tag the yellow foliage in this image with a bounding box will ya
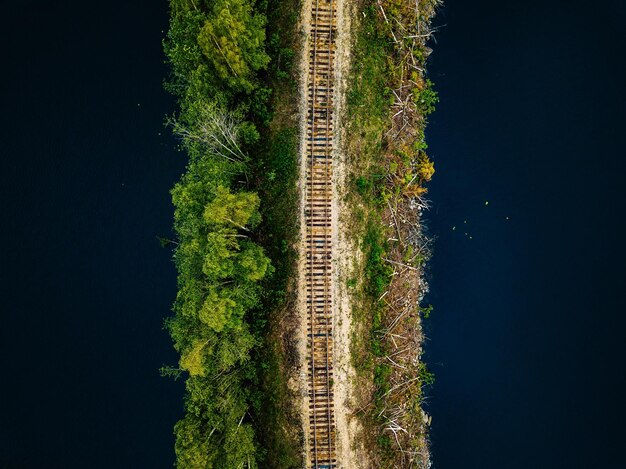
[404,185,428,197]
[417,153,435,182]
[180,339,209,377]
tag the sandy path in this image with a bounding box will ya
[294,0,364,466]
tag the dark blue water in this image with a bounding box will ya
[426,1,626,468]
[0,1,184,467]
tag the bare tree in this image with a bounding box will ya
[168,104,247,163]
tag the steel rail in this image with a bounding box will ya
[309,0,320,464]
[323,0,334,461]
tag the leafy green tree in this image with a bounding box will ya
[203,232,237,279]
[197,0,270,92]
[180,339,210,376]
[164,7,207,95]
[174,414,215,468]
[216,328,256,369]
[236,241,271,281]
[224,423,258,468]
[204,186,261,229]
[199,287,239,332]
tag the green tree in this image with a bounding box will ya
[174,414,216,468]
[199,287,239,332]
[164,7,207,95]
[180,339,210,376]
[197,0,270,92]
[203,232,237,279]
[236,241,271,281]
[204,186,261,229]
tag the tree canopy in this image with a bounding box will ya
[163,0,272,462]
[168,159,271,468]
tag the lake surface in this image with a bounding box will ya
[425,1,626,468]
[0,1,184,467]
[0,0,625,468]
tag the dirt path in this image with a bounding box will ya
[295,0,362,466]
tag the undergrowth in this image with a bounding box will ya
[345,0,440,466]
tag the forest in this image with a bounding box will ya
[162,0,280,467]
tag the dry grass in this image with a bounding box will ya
[342,0,441,467]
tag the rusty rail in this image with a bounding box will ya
[305,0,337,466]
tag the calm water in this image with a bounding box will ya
[426,1,626,468]
[1,0,625,468]
[0,1,184,467]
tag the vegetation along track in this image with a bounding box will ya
[304,0,338,466]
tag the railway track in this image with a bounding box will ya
[304,0,337,466]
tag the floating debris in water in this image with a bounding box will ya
[485,201,489,205]
[452,226,456,231]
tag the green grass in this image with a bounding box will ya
[247,0,304,466]
[345,2,436,465]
